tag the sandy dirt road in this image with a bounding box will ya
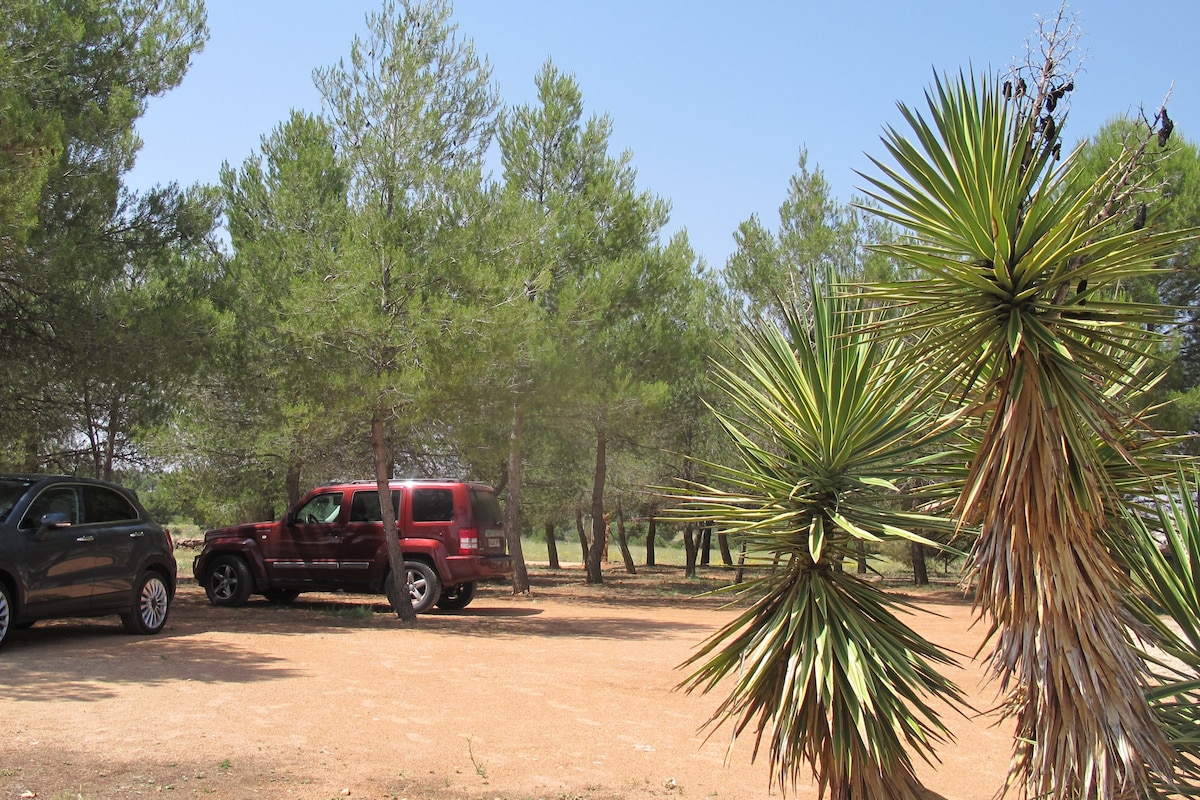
[0,568,1012,800]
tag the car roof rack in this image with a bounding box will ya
[318,478,469,487]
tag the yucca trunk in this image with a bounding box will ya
[966,356,1172,798]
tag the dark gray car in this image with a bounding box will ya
[0,474,176,649]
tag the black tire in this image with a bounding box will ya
[0,582,11,650]
[262,588,301,604]
[120,571,172,635]
[436,581,476,611]
[385,560,441,615]
[204,555,254,607]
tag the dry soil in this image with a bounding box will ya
[0,565,1013,800]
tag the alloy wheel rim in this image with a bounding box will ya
[214,567,235,599]
[140,578,168,627]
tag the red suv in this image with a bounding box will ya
[192,480,511,613]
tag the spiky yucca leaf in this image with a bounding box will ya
[670,272,969,799]
[1117,470,1200,796]
[859,70,1199,799]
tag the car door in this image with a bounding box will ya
[407,486,455,548]
[81,484,148,612]
[341,488,398,585]
[17,485,96,617]
[272,491,346,584]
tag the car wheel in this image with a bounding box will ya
[205,555,253,607]
[0,582,11,649]
[120,571,171,635]
[385,561,441,615]
[263,588,301,604]
[436,581,476,611]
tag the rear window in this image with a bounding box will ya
[83,485,139,523]
[470,488,503,528]
[411,488,454,522]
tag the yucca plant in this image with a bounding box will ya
[1116,468,1200,796]
[858,70,1197,798]
[670,270,970,799]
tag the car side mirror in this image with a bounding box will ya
[34,511,71,540]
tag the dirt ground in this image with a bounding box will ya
[0,564,1015,800]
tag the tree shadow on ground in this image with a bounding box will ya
[0,621,301,701]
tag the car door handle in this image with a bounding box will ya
[130,531,145,538]
[76,535,95,542]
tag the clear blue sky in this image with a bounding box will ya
[128,1,1199,268]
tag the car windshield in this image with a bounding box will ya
[0,479,33,524]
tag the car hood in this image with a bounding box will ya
[205,520,277,540]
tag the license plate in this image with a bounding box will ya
[487,537,503,548]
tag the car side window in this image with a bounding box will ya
[82,486,138,523]
[349,491,400,522]
[295,492,344,524]
[21,486,80,528]
[412,489,454,522]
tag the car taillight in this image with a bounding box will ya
[164,527,175,551]
[458,527,479,554]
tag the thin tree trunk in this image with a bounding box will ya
[645,513,657,567]
[373,409,415,623]
[22,435,39,472]
[102,395,119,481]
[600,514,610,562]
[585,412,606,585]
[700,525,712,566]
[856,541,868,574]
[575,508,588,564]
[717,530,733,566]
[615,498,636,575]
[911,542,929,585]
[544,521,559,570]
[505,401,530,594]
[285,462,303,509]
[734,540,747,584]
[683,523,698,578]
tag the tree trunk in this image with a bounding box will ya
[911,542,929,585]
[505,401,530,594]
[101,395,120,481]
[645,513,657,567]
[575,507,588,563]
[700,525,712,566]
[585,412,607,585]
[22,435,39,472]
[856,540,868,574]
[615,498,636,575]
[600,514,610,563]
[544,521,559,570]
[734,540,747,584]
[683,523,699,578]
[373,409,415,623]
[717,530,733,566]
[285,461,303,509]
